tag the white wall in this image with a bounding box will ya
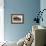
[0,0,4,42]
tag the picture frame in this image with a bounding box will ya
[11,14,24,24]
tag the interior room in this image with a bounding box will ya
[0,0,46,46]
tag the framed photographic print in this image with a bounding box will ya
[11,14,24,24]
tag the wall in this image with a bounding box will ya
[40,0,46,45]
[0,0,4,42]
[4,0,40,42]
[40,0,46,27]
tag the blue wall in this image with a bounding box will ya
[4,0,40,42]
[40,0,46,44]
[40,0,46,27]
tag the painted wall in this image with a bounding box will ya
[4,0,40,42]
[40,0,46,44]
[0,0,4,42]
[40,0,46,27]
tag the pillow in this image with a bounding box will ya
[17,37,25,46]
[23,32,34,46]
